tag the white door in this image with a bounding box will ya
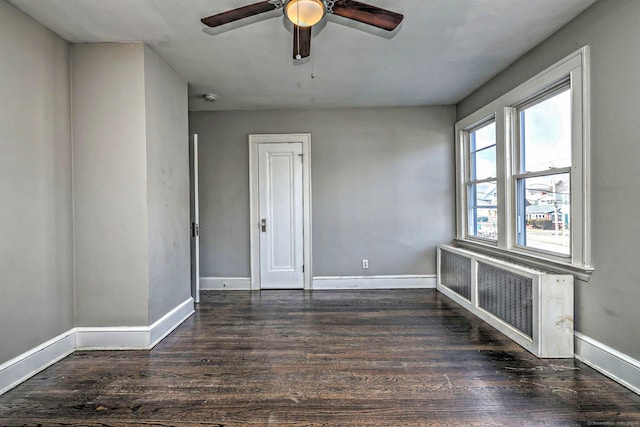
[258,143,304,289]
[190,134,200,303]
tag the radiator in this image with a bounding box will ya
[437,244,574,358]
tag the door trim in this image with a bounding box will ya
[249,134,312,291]
[190,134,200,303]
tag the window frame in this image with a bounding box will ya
[512,83,572,257]
[455,46,592,279]
[464,118,498,243]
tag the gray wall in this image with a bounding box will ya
[71,43,150,326]
[189,106,456,278]
[144,46,191,323]
[0,6,191,364]
[457,0,640,360]
[0,1,74,363]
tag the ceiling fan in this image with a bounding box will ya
[201,0,403,60]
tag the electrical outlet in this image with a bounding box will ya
[362,259,369,269]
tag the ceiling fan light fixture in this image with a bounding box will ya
[285,0,325,27]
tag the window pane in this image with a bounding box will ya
[520,89,571,172]
[517,173,570,255]
[470,122,496,180]
[471,121,496,151]
[473,146,496,180]
[468,182,498,240]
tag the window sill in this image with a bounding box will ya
[454,238,594,282]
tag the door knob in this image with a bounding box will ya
[261,219,267,232]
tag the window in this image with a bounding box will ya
[515,87,571,255]
[466,120,498,241]
[455,47,591,277]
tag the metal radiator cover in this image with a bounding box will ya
[440,250,472,300]
[477,262,533,338]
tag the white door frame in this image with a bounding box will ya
[191,134,200,303]
[249,134,312,291]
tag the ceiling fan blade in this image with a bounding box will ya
[293,25,312,60]
[201,1,278,28]
[331,0,403,31]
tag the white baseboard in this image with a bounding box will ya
[76,297,194,350]
[0,298,194,395]
[200,277,251,290]
[0,329,76,396]
[75,326,150,350]
[312,275,436,290]
[149,298,195,348]
[574,332,640,395]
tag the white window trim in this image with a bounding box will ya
[464,117,498,243]
[455,46,592,280]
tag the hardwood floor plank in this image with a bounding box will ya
[1,290,639,426]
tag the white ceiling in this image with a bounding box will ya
[8,0,597,111]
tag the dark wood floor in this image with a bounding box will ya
[1,290,639,426]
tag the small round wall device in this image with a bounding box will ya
[203,93,217,102]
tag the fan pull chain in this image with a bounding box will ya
[311,50,315,79]
[296,2,302,60]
